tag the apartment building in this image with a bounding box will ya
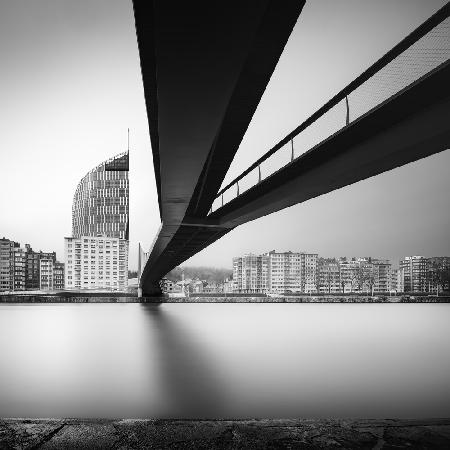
[318,258,341,293]
[64,235,127,291]
[39,258,54,290]
[0,238,17,291]
[53,262,65,290]
[400,256,428,293]
[233,254,269,293]
[372,259,392,292]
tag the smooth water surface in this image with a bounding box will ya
[0,303,449,418]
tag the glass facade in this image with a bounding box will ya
[72,152,129,240]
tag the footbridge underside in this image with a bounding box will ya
[133,2,450,296]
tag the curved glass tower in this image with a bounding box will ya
[65,152,129,291]
[72,152,129,239]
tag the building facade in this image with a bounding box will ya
[0,238,17,291]
[64,236,128,291]
[267,251,318,294]
[67,152,129,291]
[233,254,269,293]
[372,259,392,292]
[72,152,129,240]
[12,246,27,291]
[232,251,317,294]
[339,259,360,293]
[318,258,341,293]
[53,262,65,290]
[39,258,54,290]
[400,256,429,293]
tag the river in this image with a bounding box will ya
[0,303,449,418]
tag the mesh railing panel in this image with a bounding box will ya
[210,11,450,214]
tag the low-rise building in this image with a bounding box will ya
[161,278,179,293]
[203,282,224,293]
[223,278,233,293]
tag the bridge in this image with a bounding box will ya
[133,1,450,296]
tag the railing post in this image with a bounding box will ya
[221,192,224,207]
[236,181,240,196]
[258,165,261,183]
[291,139,294,162]
[345,95,350,126]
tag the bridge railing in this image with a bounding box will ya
[210,4,450,215]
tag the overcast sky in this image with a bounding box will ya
[0,0,448,271]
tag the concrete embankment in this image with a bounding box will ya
[1,294,449,303]
[1,418,450,448]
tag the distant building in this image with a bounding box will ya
[64,235,128,291]
[33,251,57,290]
[400,256,428,293]
[12,246,27,291]
[67,151,129,291]
[372,259,391,292]
[268,251,302,294]
[25,244,40,289]
[396,267,405,292]
[0,238,62,292]
[233,254,269,293]
[318,258,341,293]
[232,251,318,294]
[53,262,65,290]
[267,251,318,294]
[0,238,18,291]
[39,258,54,290]
[389,267,399,292]
[203,282,224,293]
[339,259,360,293]
[161,278,179,293]
[223,277,233,293]
[192,279,204,293]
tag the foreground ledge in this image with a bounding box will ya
[1,418,450,449]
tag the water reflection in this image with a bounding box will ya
[140,304,226,418]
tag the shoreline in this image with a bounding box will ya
[1,294,449,303]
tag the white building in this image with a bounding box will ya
[39,258,54,290]
[233,251,318,294]
[64,235,128,291]
[233,254,269,293]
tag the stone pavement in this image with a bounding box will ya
[1,418,450,449]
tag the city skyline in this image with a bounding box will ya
[0,0,449,271]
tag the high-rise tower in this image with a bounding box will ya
[65,146,129,291]
[72,152,129,239]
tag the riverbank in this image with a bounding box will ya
[1,418,450,448]
[1,294,449,302]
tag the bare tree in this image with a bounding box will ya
[429,261,450,296]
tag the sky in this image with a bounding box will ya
[0,0,448,271]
